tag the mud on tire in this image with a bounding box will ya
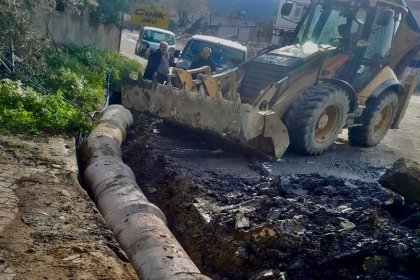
[349,90,398,147]
[285,83,349,155]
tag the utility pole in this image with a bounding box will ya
[118,11,124,52]
[7,0,15,74]
[10,38,15,74]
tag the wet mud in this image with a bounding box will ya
[122,113,420,280]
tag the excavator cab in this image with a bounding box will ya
[292,1,402,84]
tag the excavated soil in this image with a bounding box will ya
[122,113,420,280]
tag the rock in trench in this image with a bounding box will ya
[379,159,420,204]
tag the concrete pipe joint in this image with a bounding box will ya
[80,105,210,280]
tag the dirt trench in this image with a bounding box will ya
[122,113,420,280]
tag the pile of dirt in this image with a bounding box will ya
[123,113,420,280]
[0,134,137,280]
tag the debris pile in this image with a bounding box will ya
[123,114,420,280]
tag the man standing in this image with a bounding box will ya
[189,47,216,74]
[143,41,170,84]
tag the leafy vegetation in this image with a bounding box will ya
[0,0,134,63]
[0,1,142,135]
[55,0,135,26]
[28,44,141,112]
[1,44,142,135]
[0,0,55,62]
[87,0,131,26]
[0,80,90,134]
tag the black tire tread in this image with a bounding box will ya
[285,83,349,155]
[348,90,398,147]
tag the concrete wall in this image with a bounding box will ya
[209,15,262,42]
[209,25,263,42]
[31,9,121,51]
[214,26,251,41]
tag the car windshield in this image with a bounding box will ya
[182,40,246,67]
[143,30,175,45]
[297,3,366,46]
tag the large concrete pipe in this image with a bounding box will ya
[80,105,210,280]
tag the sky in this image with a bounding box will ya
[210,0,278,22]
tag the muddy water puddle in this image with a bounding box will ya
[122,113,420,280]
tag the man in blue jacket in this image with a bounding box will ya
[143,41,170,84]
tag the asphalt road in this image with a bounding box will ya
[120,29,147,67]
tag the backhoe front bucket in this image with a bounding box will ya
[121,73,289,158]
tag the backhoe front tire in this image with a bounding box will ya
[285,84,349,155]
[348,90,398,147]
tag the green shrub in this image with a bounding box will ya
[1,108,36,133]
[7,44,142,135]
[103,51,142,92]
[0,80,90,134]
[29,44,142,112]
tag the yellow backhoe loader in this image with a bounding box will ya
[122,0,420,158]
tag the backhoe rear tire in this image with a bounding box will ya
[285,84,349,155]
[348,90,398,147]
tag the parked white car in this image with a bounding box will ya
[135,26,176,57]
[174,35,247,71]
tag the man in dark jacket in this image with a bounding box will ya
[189,47,216,77]
[143,41,170,84]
